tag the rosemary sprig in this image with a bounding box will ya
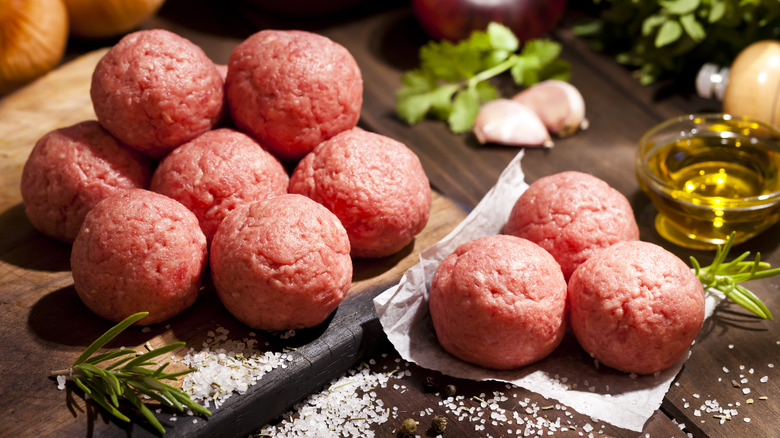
[52,312,211,434]
[691,233,779,320]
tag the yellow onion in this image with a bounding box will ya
[0,0,69,95]
[64,0,166,39]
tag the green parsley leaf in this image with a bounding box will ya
[396,22,570,133]
[574,0,780,85]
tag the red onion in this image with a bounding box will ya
[412,0,567,43]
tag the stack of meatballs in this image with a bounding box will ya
[21,29,431,330]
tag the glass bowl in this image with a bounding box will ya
[636,113,780,250]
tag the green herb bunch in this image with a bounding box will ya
[574,0,780,86]
[396,22,570,134]
[692,233,779,320]
[52,312,211,434]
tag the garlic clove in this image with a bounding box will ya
[512,80,588,137]
[473,99,553,148]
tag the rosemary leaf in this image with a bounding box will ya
[124,387,167,435]
[125,342,186,369]
[692,233,776,320]
[88,349,137,366]
[53,312,211,434]
[73,312,148,366]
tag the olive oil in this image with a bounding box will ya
[639,133,780,249]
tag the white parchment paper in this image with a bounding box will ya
[373,150,722,432]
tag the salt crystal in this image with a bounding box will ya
[742,388,751,395]
[760,376,769,383]
[744,417,751,423]
[56,375,66,390]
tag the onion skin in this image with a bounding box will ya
[412,0,567,43]
[64,0,166,39]
[0,0,69,95]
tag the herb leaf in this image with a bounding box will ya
[53,312,211,434]
[692,233,777,320]
[396,22,570,133]
[574,0,780,85]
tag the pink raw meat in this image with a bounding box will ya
[288,127,431,258]
[71,189,208,325]
[150,128,288,243]
[429,234,568,370]
[210,194,352,331]
[20,120,153,243]
[225,29,362,161]
[91,29,224,158]
[504,171,639,280]
[568,240,705,375]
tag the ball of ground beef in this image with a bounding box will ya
[91,29,224,159]
[288,127,431,258]
[210,194,352,331]
[71,189,208,325]
[429,235,568,370]
[20,120,153,243]
[503,171,639,280]
[568,240,705,375]
[150,128,289,244]
[225,29,362,162]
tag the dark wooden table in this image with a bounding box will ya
[4,1,780,437]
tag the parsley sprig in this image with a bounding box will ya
[691,233,779,320]
[574,0,780,85]
[396,22,570,133]
[52,312,211,434]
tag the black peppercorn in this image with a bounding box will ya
[423,376,436,392]
[431,415,448,434]
[445,384,457,397]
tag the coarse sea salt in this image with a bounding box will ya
[256,366,395,438]
[177,327,291,410]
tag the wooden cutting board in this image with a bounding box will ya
[0,50,467,437]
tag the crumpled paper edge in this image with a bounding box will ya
[373,150,722,432]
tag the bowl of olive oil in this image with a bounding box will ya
[636,113,780,250]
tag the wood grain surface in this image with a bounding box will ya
[4,2,780,437]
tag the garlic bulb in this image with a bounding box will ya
[0,0,69,95]
[473,99,553,148]
[512,80,588,137]
[64,0,166,39]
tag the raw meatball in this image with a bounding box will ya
[504,171,639,280]
[429,235,568,370]
[20,120,153,243]
[210,194,352,331]
[288,128,431,258]
[568,240,705,375]
[150,128,289,243]
[226,29,362,161]
[91,29,224,159]
[71,189,208,325]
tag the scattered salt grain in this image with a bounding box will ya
[178,326,291,410]
[56,374,66,390]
